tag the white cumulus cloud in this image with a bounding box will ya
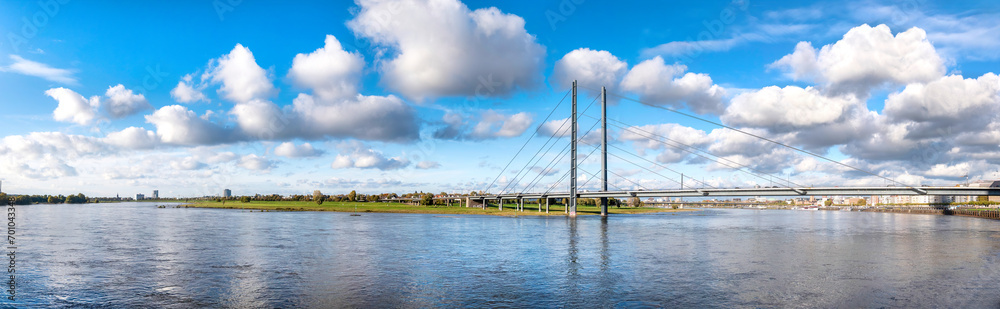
[770,24,945,95]
[45,87,99,126]
[434,110,533,140]
[238,154,275,171]
[145,105,236,146]
[104,127,159,150]
[274,142,323,158]
[287,35,364,101]
[104,84,152,118]
[723,86,860,129]
[348,0,545,99]
[620,56,727,114]
[204,44,276,103]
[552,48,627,92]
[329,141,408,170]
[170,74,209,103]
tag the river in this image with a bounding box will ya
[5,202,1000,308]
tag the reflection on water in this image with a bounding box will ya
[8,203,1000,307]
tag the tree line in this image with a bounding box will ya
[0,193,89,205]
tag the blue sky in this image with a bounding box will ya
[2,0,1000,197]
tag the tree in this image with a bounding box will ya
[421,193,435,206]
[629,197,643,207]
[313,190,324,205]
[240,196,251,203]
[348,190,357,202]
[824,199,833,206]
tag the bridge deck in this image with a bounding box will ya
[460,186,1000,200]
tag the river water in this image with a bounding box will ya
[5,202,1000,308]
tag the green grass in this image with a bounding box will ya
[180,200,693,216]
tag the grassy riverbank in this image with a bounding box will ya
[180,200,692,216]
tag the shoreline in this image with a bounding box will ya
[178,201,695,216]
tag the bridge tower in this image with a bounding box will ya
[601,86,608,217]
[569,80,578,217]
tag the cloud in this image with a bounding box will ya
[537,117,571,138]
[641,36,748,59]
[287,35,364,101]
[329,141,408,170]
[434,110,533,140]
[620,56,727,114]
[104,127,159,150]
[722,85,859,129]
[416,161,441,169]
[924,162,972,178]
[769,24,945,95]
[204,44,276,103]
[171,157,207,171]
[274,142,323,158]
[619,123,711,154]
[45,87,99,125]
[145,105,237,146]
[289,93,419,142]
[199,150,238,164]
[230,99,286,140]
[104,84,152,118]
[0,132,109,159]
[883,74,1000,136]
[168,40,420,145]
[349,0,545,99]
[0,132,111,181]
[3,55,76,84]
[849,4,1000,61]
[170,74,209,103]
[238,154,275,170]
[552,48,627,92]
[1,157,78,180]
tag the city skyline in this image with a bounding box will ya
[2,0,1000,197]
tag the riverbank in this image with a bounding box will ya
[180,200,693,216]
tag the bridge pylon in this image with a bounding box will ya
[569,80,578,217]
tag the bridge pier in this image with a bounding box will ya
[499,198,503,211]
[466,197,483,208]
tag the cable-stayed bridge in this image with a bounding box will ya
[443,81,1000,216]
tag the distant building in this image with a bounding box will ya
[152,190,159,199]
[136,193,145,200]
[223,189,232,198]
